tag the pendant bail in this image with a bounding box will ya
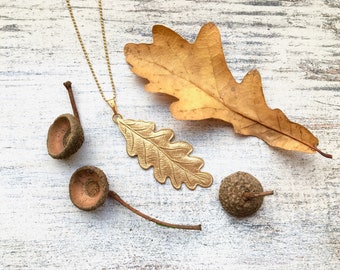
[107,99,118,115]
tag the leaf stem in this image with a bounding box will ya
[108,191,201,231]
[63,81,80,122]
[314,147,332,159]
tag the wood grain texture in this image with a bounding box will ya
[0,0,339,269]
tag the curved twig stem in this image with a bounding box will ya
[108,191,201,231]
[63,81,80,122]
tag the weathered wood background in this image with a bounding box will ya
[0,0,339,269]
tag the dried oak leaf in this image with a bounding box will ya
[124,22,331,158]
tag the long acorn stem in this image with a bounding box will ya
[108,191,201,231]
[63,81,80,122]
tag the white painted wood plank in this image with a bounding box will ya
[0,0,339,269]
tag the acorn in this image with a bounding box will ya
[219,171,274,217]
[69,166,109,211]
[69,165,202,230]
[47,81,84,159]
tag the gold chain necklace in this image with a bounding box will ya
[65,0,117,113]
[65,0,213,190]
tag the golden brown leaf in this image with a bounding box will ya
[124,23,331,158]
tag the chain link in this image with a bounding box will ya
[65,0,117,109]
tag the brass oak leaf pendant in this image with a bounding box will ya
[124,23,331,158]
[116,117,213,190]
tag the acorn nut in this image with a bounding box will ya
[47,81,84,159]
[219,171,273,217]
[69,166,109,211]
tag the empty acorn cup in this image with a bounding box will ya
[69,165,202,230]
[47,81,84,159]
[69,166,109,211]
[219,171,274,217]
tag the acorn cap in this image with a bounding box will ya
[47,113,84,159]
[219,171,265,217]
[69,166,109,211]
